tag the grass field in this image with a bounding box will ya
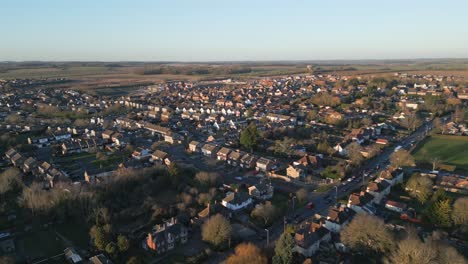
[412,135,468,172]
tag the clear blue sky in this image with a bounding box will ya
[2,0,468,61]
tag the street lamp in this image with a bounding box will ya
[265,228,270,246]
[334,186,338,202]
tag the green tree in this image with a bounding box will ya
[105,242,118,258]
[273,232,294,264]
[90,225,111,251]
[117,234,130,252]
[240,123,258,151]
[429,199,453,228]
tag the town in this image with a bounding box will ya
[0,67,467,264]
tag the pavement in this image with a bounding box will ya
[252,118,440,250]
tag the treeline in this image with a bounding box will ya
[136,65,252,76]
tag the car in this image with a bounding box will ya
[234,176,243,181]
[323,194,330,199]
[347,178,353,182]
[306,202,315,209]
[325,198,333,204]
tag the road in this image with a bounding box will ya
[257,118,439,249]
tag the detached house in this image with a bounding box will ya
[347,191,376,214]
[324,205,356,233]
[145,218,188,255]
[248,182,274,200]
[201,143,219,157]
[216,147,232,161]
[294,221,331,257]
[188,141,202,153]
[227,150,243,166]
[221,191,252,211]
[366,180,391,204]
[240,154,258,169]
[256,157,274,172]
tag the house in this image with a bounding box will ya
[256,157,274,172]
[38,161,51,174]
[5,148,17,159]
[286,164,307,179]
[145,218,188,254]
[227,150,243,166]
[22,157,38,173]
[102,130,114,139]
[151,150,168,163]
[201,143,219,157]
[385,200,407,213]
[240,154,258,169]
[347,191,376,214]
[132,147,151,160]
[293,221,331,257]
[188,141,202,153]
[64,247,83,264]
[293,155,321,169]
[324,205,356,233]
[248,182,274,200]
[366,180,391,204]
[376,138,389,145]
[221,191,252,211]
[216,147,232,161]
[378,168,404,186]
[89,253,113,264]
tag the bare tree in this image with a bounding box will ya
[390,149,415,169]
[202,214,232,247]
[251,202,277,226]
[341,214,394,255]
[452,197,468,227]
[227,243,267,264]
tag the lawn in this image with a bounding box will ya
[412,135,468,172]
[16,229,65,260]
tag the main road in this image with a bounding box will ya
[258,118,438,248]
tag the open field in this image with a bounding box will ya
[412,135,468,172]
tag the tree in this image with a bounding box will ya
[195,171,219,186]
[341,214,393,255]
[0,168,22,194]
[90,225,111,251]
[117,234,130,252]
[452,197,468,227]
[295,188,308,203]
[431,157,441,171]
[405,173,433,204]
[390,149,415,168]
[273,232,294,264]
[202,214,232,247]
[273,137,295,157]
[240,123,258,151]
[437,243,467,264]
[400,112,422,132]
[105,242,118,257]
[226,243,267,264]
[0,256,15,264]
[429,199,453,227]
[126,256,143,264]
[386,231,437,264]
[346,142,363,166]
[251,202,277,226]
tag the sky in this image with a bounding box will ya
[1,0,468,61]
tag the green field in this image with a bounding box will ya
[412,135,468,172]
